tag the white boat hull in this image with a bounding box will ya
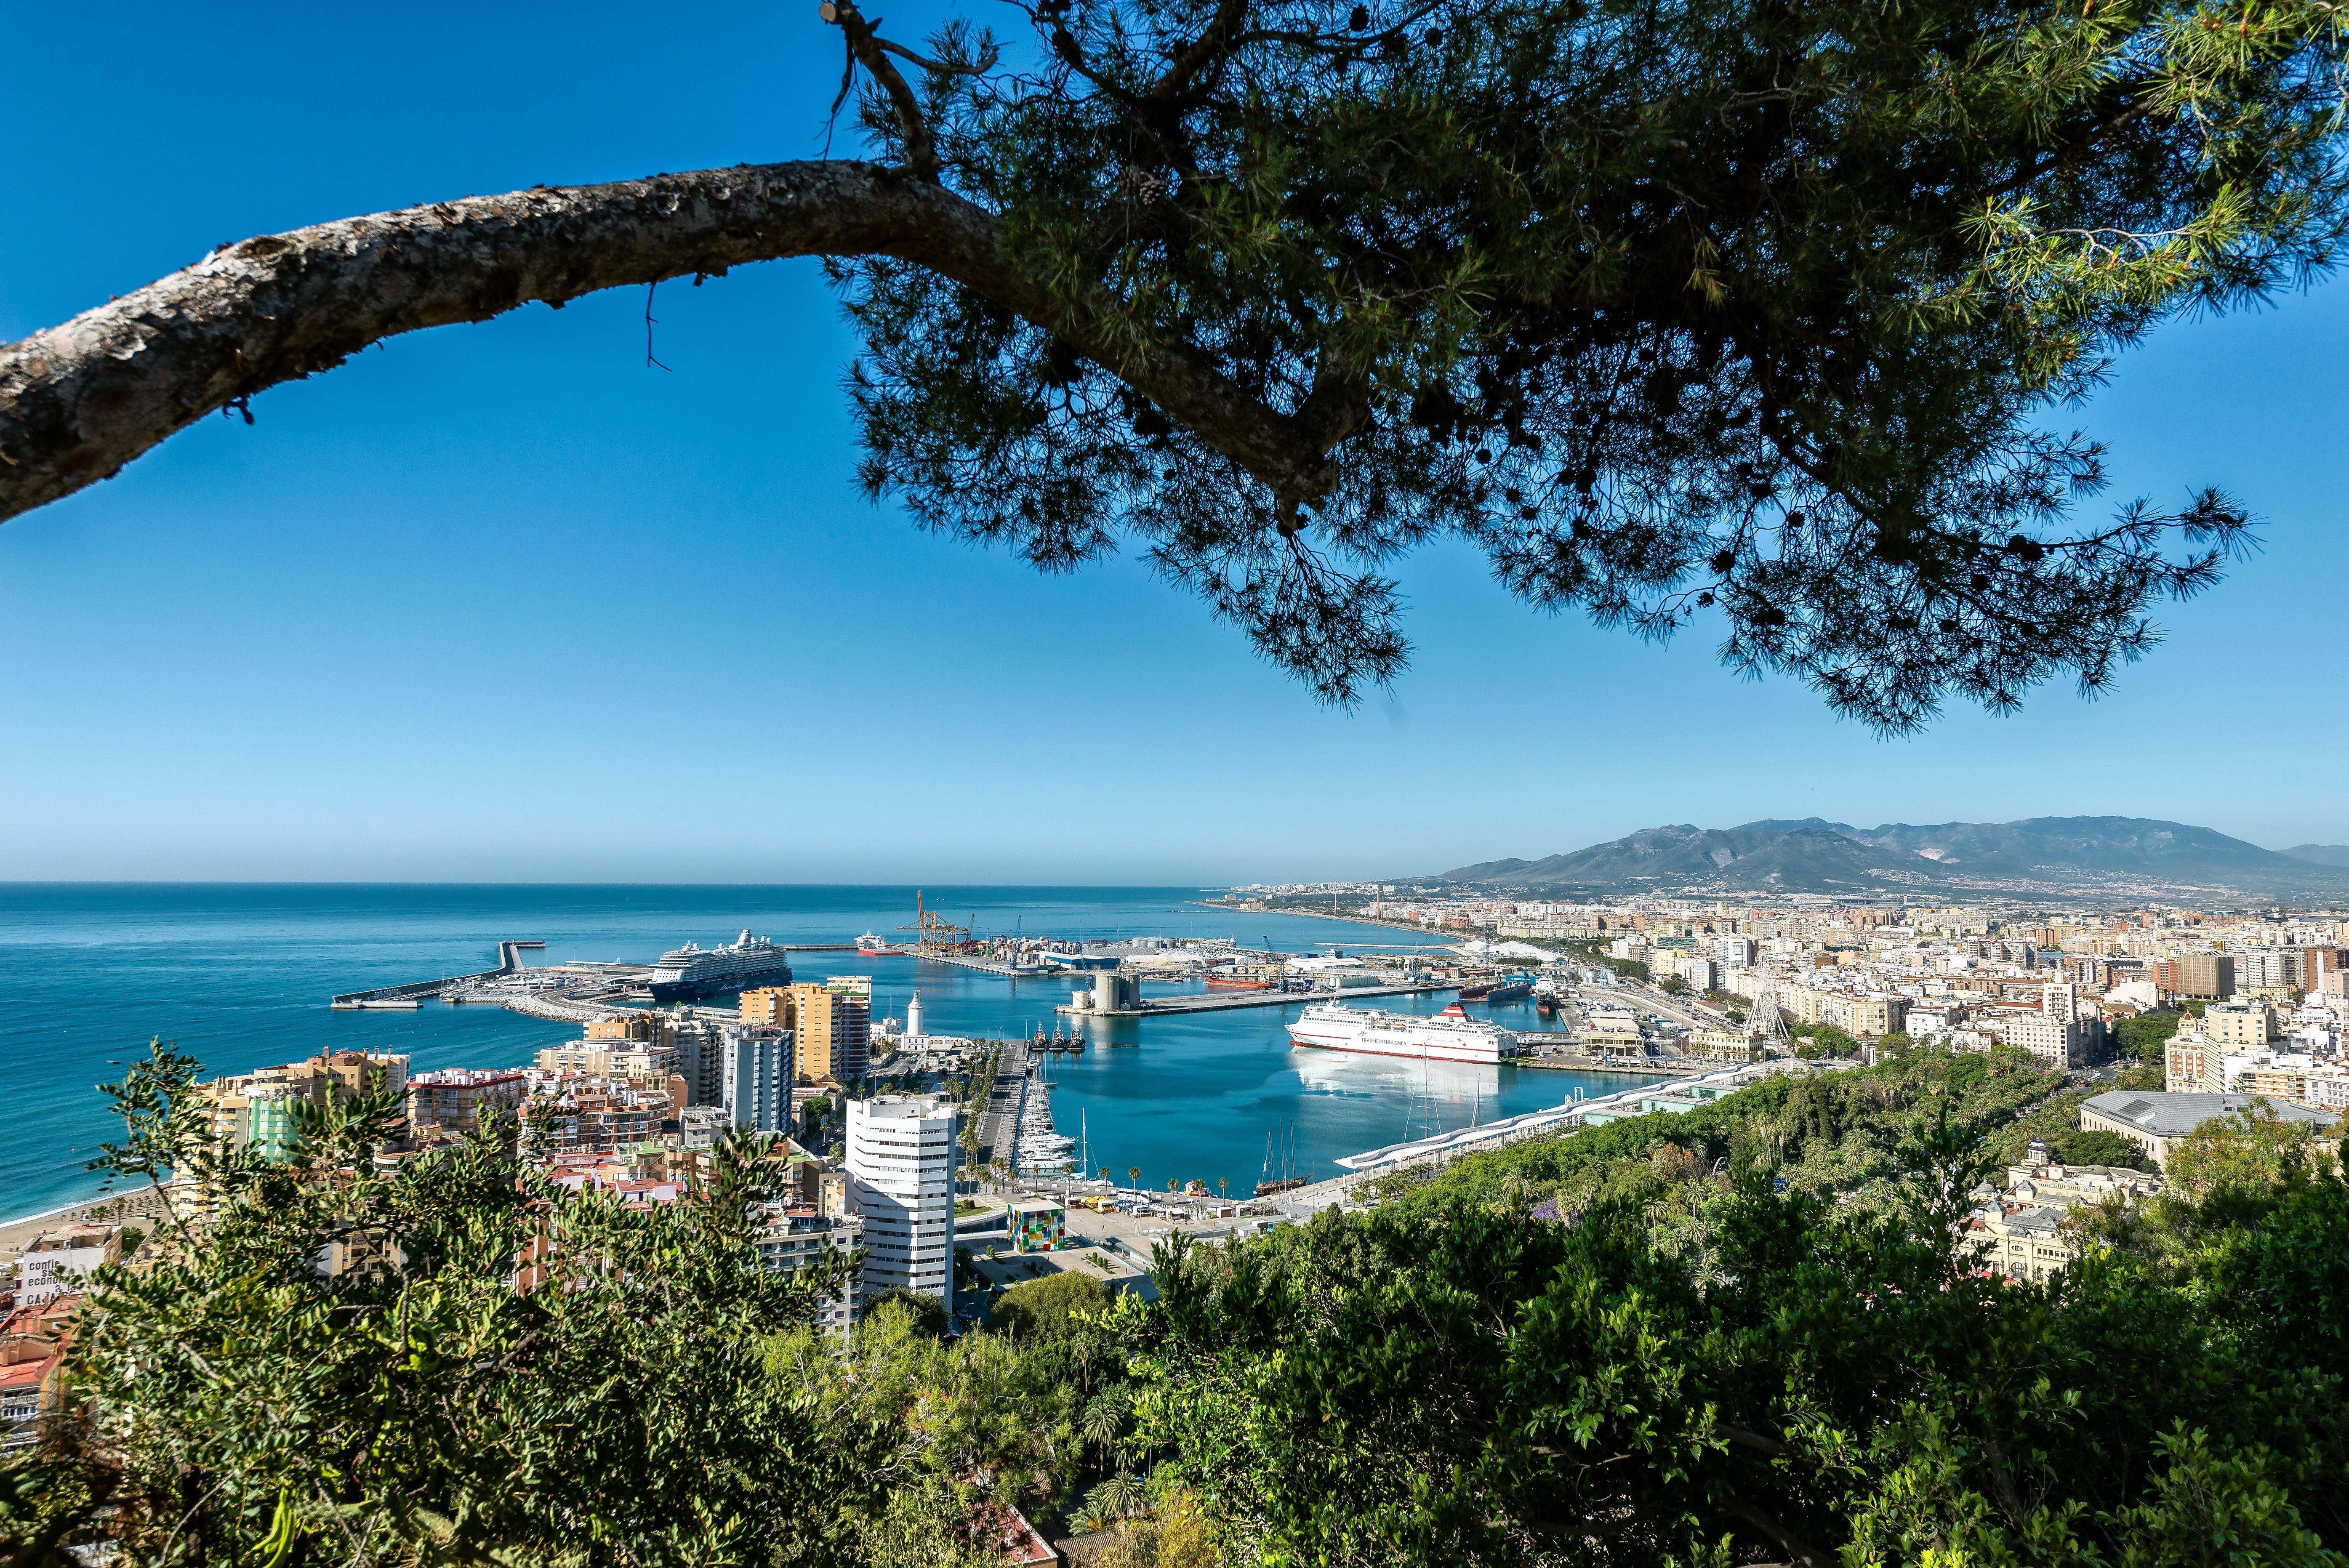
[1286,1001,1517,1064]
[1287,1028,1511,1063]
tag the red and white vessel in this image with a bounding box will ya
[1287,1001,1518,1064]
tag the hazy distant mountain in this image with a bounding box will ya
[2285,844,2349,868]
[1437,821,1904,893]
[1433,816,2349,897]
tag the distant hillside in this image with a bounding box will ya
[1433,816,2349,898]
[1437,823,1900,894]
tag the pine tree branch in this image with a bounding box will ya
[0,160,1339,525]
[826,0,944,182]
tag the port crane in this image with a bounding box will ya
[897,890,972,961]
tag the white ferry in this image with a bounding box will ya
[1287,1001,1518,1064]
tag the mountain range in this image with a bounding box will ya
[1432,817,2349,900]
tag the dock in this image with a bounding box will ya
[920,953,1060,978]
[330,940,544,1008]
[1055,980,1455,1020]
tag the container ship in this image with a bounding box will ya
[645,931,794,1001]
[1286,1001,1518,1064]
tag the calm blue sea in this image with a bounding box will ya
[0,885,1646,1220]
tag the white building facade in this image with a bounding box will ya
[846,1095,958,1313]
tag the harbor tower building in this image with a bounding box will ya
[722,1027,793,1132]
[846,1095,957,1312]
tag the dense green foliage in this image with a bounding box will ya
[832,0,2348,716]
[1130,1149,2349,1566]
[1368,1049,2062,1239]
[11,1041,2347,1566]
[10,1045,890,1568]
[2112,1009,2184,1068]
[1792,1021,1861,1057]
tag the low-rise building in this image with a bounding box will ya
[1995,1012,2104,1070]
[2204,1000,2276,1050]
[757,1205,863,1336]
[1685,1028,1763,1063]
[969,1242,1157,1303]
[198,1051,412,1162]
[521,1078,677,1155]
[1963,1144,2162,1283]
[1,1293,80,1450]
[407,1068,526,1134]
[1964,1200,2075,1282]
[2078,1090,2342,1169]
[1007,1199,1066,1252]
[17,1226,119,1307]
[534,1042,679,1078]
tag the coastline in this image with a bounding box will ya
[1,1185,171,1255]
[1183,902,1450,943]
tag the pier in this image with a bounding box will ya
[1055,980,1454,1020]
[919,953,1060,979]
[330,940,544,1008]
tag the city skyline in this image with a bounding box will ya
[6,0,2347,885]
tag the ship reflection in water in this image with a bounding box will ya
[1289,1048,1502,1108]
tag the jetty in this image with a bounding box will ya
[1056,980,1454,1020]
[920,952,1060,978]
[330,940,545,1008]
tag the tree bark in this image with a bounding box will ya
[0,159,1337,525]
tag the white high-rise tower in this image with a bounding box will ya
[846,1095,956,1312]
[905,990,925,1041]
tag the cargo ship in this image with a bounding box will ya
[1205,973,1276,990]
[645,931,794,1001]
[1286,1001,1518,1064]
[1482,977,1534,1004]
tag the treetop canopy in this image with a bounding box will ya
[1,0,2342,723]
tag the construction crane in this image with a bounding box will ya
[897,890,971,961]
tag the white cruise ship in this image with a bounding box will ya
[645,930,794,1001]
[1287,1001,1518,1064]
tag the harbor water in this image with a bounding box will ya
[0,884,1654,1220]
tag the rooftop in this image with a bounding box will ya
[2082,1090,2342,1138]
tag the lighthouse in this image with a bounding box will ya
[906,989,925,1042]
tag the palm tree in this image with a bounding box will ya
[1217,1177,1228,1200]
[1099,1166,1111,1184]
[1127,1164,1140,1193]
[1078,1392,1127,1469]
[1085,1471,1149,1523]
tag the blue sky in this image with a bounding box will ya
[3,0,2344,884]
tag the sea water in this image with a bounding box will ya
[0,884,1648,1219]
